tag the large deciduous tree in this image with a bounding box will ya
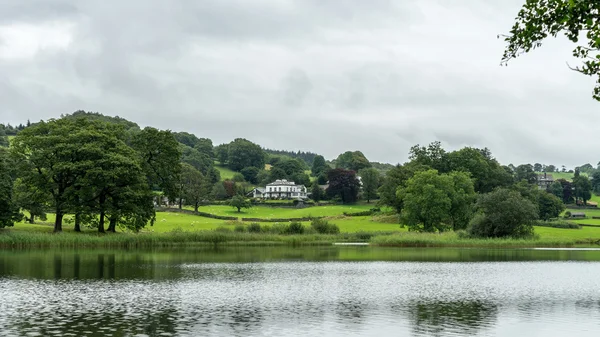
[0,148,21,228]
[226,138,265,172]
[335,151,371,172]
[501,0,600,100]
[326,168,361,204]
[311,155,328,176]
[179,163,209,212]
[132,127,182,201]
[468,189,538,238]
[397,170,475,232]
[358,168,380,203]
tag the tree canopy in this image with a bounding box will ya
[501,0,600,100]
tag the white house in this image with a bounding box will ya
[249,179,308,199]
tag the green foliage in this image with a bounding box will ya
[326,168,361,204]
[359,168,380,202]
[248,222,262,233]
[398,170,476,232]
[0,149,21,228]
[501,0,600,100]
[549,181,564,200]
[311,155,328,176]
[468,188,538,238]
[211,182,228,200]
[573,174,592,204]
[591,171,600,195]
[132,127,182,200]
[232,173,246,183]
[335,151,371,171]
[286,221,305,235]
[0,128,8,148]
[534,220,580,229]
[515,164,537,184]
[269,167,287,181]
[241,167,260,184]
[226,138,265,172]
[311,183,323,202]
[12,178,50,224]
[446,147,513,193]
[214,144,229,165]
[273,157,306,177]
[229,195,251,212]
[310,218,340,234]
[408,141,447,171]
[537,191,565,221]
[180,163,210,212]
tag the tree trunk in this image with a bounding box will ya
[179,198,183,209]
[194,202,199,213]
[29,213,35,224]
[108,215,117,233]
[74,213,81,232]
[54,211,63,233]
[237,207,241,212]
[98,210,105,233]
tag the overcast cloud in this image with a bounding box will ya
[0,0,598,168]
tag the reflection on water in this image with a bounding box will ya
[1,247,600,336]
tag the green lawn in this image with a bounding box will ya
[191,204,381,218]
[215,165,237,180]
[535,171,586,181]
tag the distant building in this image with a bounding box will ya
[536,172,554,190]
[570,212,586,218]
[249,179,308,199]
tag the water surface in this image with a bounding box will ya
[1,247,599,336]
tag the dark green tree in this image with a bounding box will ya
[0,128,9,148]
[335,151,371,172]
[269,167,287,181]
[468,188,538,238]
[132,127,182,201]
[515,164,537,184]
[229,195,251,212]
[591,171,600,194]
[214,144,229,165]
[311,183,323,202]
[408,141,448,172]
[326,168,361,204]
[0,149,21,228]
[311,155,328,176]
[501,0,600,100]
[241,167,260,184]
[13,178,50,224]
[573,174,592,205]
[446,147,513,193]
[533,163,543,172]
[549,181,564,200]
[227,138,265,172]
[179,163,209,212]
[359,168,380,203]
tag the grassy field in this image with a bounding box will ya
[215,165,237,180]
[189,204,381,218]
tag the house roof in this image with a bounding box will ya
[537,174,554,180]
[571,212,586,216]
[267,179,297,186]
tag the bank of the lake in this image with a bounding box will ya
[2,226,600,248]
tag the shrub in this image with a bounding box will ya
[234,224,246,232]
[286,221,305,235]
[468,189,538,239]
[247,222,261,233]
[564,211,572,218]
[355,231,373,241]
[269,223,289,235]
[310,218,340,234]
[215,226,232,233]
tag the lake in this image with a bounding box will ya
[1,246,600,336]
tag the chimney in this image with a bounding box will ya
[544,172,547,178]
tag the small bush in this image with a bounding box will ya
[215,226,232,233]
[247,223,261,233]
[286,221,305,235]
[355,231,373,241]
[310,218,340,234]
[564,211,572,218]
[234,224,246,232]
[269,223,289,235]
[260,224,272,233]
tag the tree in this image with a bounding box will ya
[515,164,537,184]
[241,167,260,184]
[359,168,380,203]
[468,189,538,238]
[227,138,265,172]
[232,173,245,183]
[180,163,208,212]
[537,191,565,220]
[11,118,100,232]
[229,195,250,212]
[545,164,556,172]
[0,128,9,148]
[195,138,213,159]
[0,149,21,228]
[501,1,600,100]
[181,145,213,175]
[132,127,182,201]
[273,158,306,178]
[573,174,592,205]
[397,170,475,232]
[408,141,447,172]
[311,155,327,176]
[211,182,228,200]
[13,178,50,224]
[256,169,271,186]
[222,180,237,198]
[549,181,564,200]
[335,151,371,172]
[446,147,513,193]
[269,167,287,181]
[591,171,600,194]
[556,178,575,204]
[311,183,323,202]
[326,168,361,204]
[533,163,543,172]
[214,144,229,165]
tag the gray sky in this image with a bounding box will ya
[0,0,597,168]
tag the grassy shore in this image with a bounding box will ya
[2,225,600,248]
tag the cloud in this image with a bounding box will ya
[0,0,598,169]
